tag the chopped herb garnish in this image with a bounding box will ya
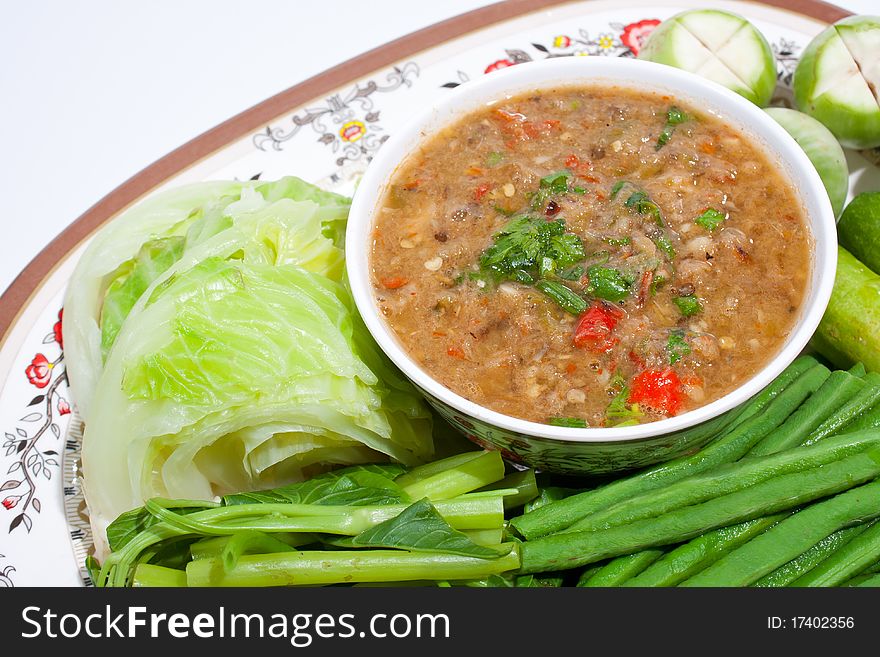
[656,106,689,150]
[606,386,643,424]
[479,216,585,280]
[624,190,649,207]
[586,250,611,267]
[548,417,588,428]
[604,236,632,247]
[586,265,631,302]
[572,186,587,195]
[650,274,667,296]
[620,269,638,286]
[549,233,586,267]
[487,151,505,167]
[540,171,572,193]
[539,256,557,278]
[493,205,515,217]
[531,171,574,209]
[477,216,590,314]
[667,107,688,124]
[614,183,673,261]
[695,208,726,232]
[653,231,676,261]
[625,191,663,226]
[667,330,691,364]
[534,280,588,315]
[558,265,585,281]
[673,294,702,317]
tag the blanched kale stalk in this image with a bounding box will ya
[95,451,528,587]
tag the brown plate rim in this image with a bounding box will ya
[0,0,852,347]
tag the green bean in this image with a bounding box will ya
[523,487,575,514]
[849,362,867,377]
[855,574,880,587]
[575,564,605,586]
[790,519,880,587]
[577,550,664,587]
[562,430,880,534]
[519,449,880,573]
[514,573,564,587]
[681,478,880,587]
[748,371,865,457]
[510,362,828,540]
[721,355,820,433]
[624,514,788,587]
[803,372,880,445]
[753,523,871,587]
[842,399,880,434]
[862,559,880,575]
[839,562,880,586]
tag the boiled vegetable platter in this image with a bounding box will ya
[0,0,878,587]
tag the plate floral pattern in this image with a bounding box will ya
[1,1,874,586]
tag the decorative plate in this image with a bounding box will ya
[0,0,876,587]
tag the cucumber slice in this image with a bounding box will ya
[764,107,849,218]
[793,16,880,149]
[638,9,777,107]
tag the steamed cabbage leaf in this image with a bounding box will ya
[100,236,186,359]
[64,177,434,554]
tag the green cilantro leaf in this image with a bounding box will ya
[548,417,588,428]
[656,106,689,150]
[487,151,505,167]
[534,280,588,315]
[606,386,644,425]
[586,265,631,302]
[695,208,726,232]
[667,330,691,364]
[673,295,702,317]
[479,217,584,280]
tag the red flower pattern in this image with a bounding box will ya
[620,19,661,56]
[553,35,572,48]
[484,59,515,74]
[2,496,21,510]
[53,309,63,349]
[57,398,71,415]
[25,354,51,389]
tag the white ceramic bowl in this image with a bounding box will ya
[346,56,836,474]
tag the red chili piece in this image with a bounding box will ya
[474,183,491,201]
[628,368,685,416]
[447,346,466,360]
[572,302,624,353]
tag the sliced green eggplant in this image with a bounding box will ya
[638,9,777,107]
[793,16,880,149]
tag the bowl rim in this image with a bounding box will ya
[346,56,837,445]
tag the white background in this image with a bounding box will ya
[1,0,874,294]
